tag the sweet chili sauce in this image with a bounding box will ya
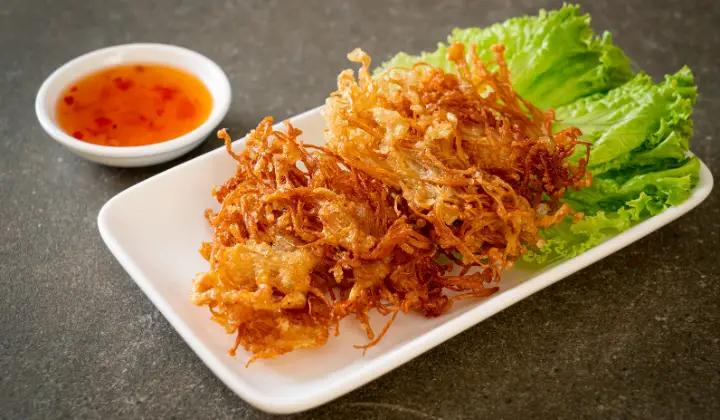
[56,64,213,147]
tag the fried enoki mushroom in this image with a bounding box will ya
[324,42,591,281]
[191,42,592,363]
[191,118,499,363]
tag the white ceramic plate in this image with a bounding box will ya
[98,106,714,414]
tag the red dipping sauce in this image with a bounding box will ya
[56,64,213,147]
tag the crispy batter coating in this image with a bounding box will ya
[191,43,591,363]
[324,43,590,279]
[191,118,477,363]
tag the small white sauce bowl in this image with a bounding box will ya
[35,43,231,167]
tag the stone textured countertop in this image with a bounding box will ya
[1,0,718,418]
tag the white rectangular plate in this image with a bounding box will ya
[98,106,714,414]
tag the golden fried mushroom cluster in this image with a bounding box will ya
[192,43,591,364]
[324,42,591,280]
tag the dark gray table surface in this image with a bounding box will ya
[1,0,718,418]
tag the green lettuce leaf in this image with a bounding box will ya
[525,157,700,265]
[376,4,634,109]
[524,159,699,265]
[524,67,699,264]
[556,66,697,174]
[523,192,664,264]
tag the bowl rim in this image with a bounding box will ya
[35,43,231,159]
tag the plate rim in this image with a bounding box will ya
[97,106,715,414]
